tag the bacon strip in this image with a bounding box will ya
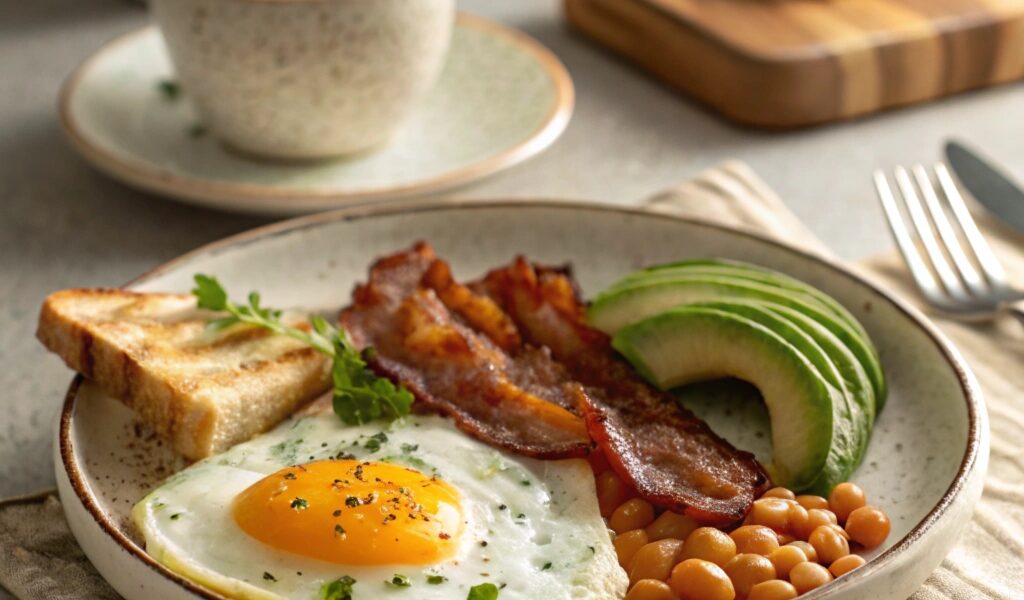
[340,243,591,459]
[475,259,771,525]
[342,243,770,524]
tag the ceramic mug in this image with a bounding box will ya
[148,0,454,160]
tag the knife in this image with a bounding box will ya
[945,140,1024,234]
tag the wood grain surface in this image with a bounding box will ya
[565,0,1024,128]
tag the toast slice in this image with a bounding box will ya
[37,289,332,460]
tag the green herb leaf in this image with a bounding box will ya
[467,583,499,600]
[541,562,552,571]
[157,79,181,100]
[320,575,356,600]
[262,571,277,582]
[193,275,228,311]
[364,432,388,453]
[290,497,309,511]
[387,574,411,588]
[426,575,447,585]
[191,274,413,425]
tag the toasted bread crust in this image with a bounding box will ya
[38,289,331,459]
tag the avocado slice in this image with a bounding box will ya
[613,305,849,491]
[607,259,886,409]
[762,303,876,457]
[686,299,870,492]
[587,274,886,409]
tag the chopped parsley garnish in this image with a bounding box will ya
[541,562,552,571]
[283,472,296,480]
[387,574,411,588]
[188,123,207,138]
[192,275,413,425]
[521,480,531,486]
[169,513,181,521]
[320,575,356,600]
[345,496,360,507]
[334,524,346,536]
[263,571,277,582]
[426,575,447,585]
[497,504,507,511]
[467,583,499,600]
[364,432,388,453]
[290,498,309,511]
[157,79,180,100]
[333,509,343,517]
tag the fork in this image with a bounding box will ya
[873,163,1024,325]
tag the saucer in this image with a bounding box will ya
[59,13,574,216]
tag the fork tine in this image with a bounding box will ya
[934,163,1011,292]
[873,170,944,302]
[893,166,971,302]
[911,165,988,297]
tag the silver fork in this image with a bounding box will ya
[873,163,1024,325]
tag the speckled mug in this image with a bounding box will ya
[148,0,454,160]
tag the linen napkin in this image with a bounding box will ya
[2,161,1022,599]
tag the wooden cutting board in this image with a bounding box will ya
[565,0,1024,128]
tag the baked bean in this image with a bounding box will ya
[828,483,867,523]
[669,559,736,600]
[845,506,891,548]
[796,508,838,539]
[796,495,829,511]
[747,580,799,600]
[786,540,818,563]
[723,553,776,597]
[786,504,810,540]
[825,523,850,540]
[829,554,866,577]
[646,510,699,542]
[777,533,796,545]
[809,525,850,564]
[768,545,807,579]
[610,498,656,534]
[624,579,676,600]
[597,470,636,518]
[614,529,649,568]
[748,498,791,531]
[730,525,780,556]
[682,527,737,567]
[628,539,685,585]
[761,487,796,501]
[789,561,833,593]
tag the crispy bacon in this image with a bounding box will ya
[342,243,770,524]
[476,259,771,525]
[341,243,591,459]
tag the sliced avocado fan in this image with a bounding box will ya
[613,306,849,492]
[589,268,886,413]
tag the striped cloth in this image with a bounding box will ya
[1,162,1021,599]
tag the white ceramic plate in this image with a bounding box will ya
[55,201,987,600]
[58,16,573,216]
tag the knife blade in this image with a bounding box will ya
[945,140,1024,234]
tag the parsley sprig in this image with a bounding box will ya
[192,274,413,425]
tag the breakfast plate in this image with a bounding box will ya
[58,15,573,216]
[54,200,987,599]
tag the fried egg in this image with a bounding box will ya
[133,413,626,599]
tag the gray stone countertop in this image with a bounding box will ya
[2,0,1023,499]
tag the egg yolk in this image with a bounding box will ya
[233,460,463,565]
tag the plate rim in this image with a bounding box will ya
[56,14,575,212]
[57,199,985,600]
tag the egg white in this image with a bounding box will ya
[133,413,626,599]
